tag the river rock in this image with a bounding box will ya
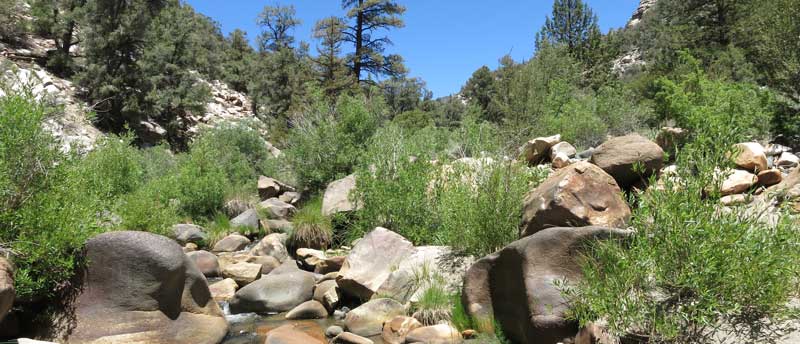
[172,224,207,245]
[382,316,422,344]
[313,279,340,311]
[279,191,302,205]
[212,233,250,252]
[777,152,799,168]
[249,233,289,262]
[322,174,360,216]
[229,269,314,314]
[520,161,631,238]
[732,142,769,173]
[552,152,572,169]
[374,246,472,304]
[263,219,294,232]
[315,256,345,274]
[230,209,260,230]
[221,262,262,287]
[286,300,328,319]
[344,298,405,337]
[50,231,227,344]
[519,134,561,165]
[265,324,324,344]
[758,169,783,187]
[186,250,220,277]
[259,198,297,220]
[337,227,415,301]
[332,332,374,344]
[209,278,238,302]
[406,324,464,344]
[258,176,282,200]
[0,257,13,323]
[590,133,664,188]
[327,325,345,338]
[246,255,280,274]
[462,227,632,344]
[720,169,758,196]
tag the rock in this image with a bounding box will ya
[627,0,658,27]
[229,269,314,314]
[258,176,282,200]
[382,316,422,344]
[552,152,572,169]
[230,208,260,230]
[313,280,340,311]
[0,257,13,323]
[17,340,58,344]
[172,224,207,245]
[344,298,405,337]
[720,169,758,196]
[259,198,297,220]
[265,324,324,344]
[519,134,561,165]
[183,243,198,253]
[574,322,617,344]
[50,231,227,344]
[279,191,302,205]
[286,300,328,319]
[332,332,374,344]
[520,162,631,238]
[461,329,477,339]
[209,278,238,302]
[720,194,751,206]
[220,262,262,287]
[777,152,800,168]
[246,255,280,274]
[297,248,327,270]
[374,246,472,304]
[576,147,595,160]
[732,142,769,173]
[249,233,289,262]
[337,227,415,301]
[334,309,347,320]
[590,133,664,188]
[315,256,345,274]
[212,233,251,252]
[263,219,294,232]
[186,250,220,277]
[550,141,577,160]
[655,127,688,159]
[758,169,783,187]
[327,325,345,338]
[406,324,464,344]
[322,174,360,216]
[462,227,632,344]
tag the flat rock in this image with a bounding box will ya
[265,324,324,344]
[720,169,758,196]
[732,142,769,173]
[172,224,207,245]
[212,234,250,253]
[344,298,405,337]
[332,332,374,344]
[209,278,238,302]
[220,262,262,287]
[259,198,297,220]
[406,324,464,344]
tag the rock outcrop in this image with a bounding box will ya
[462,226,632,344]
[322,174,360,216]
[627,0,658,27]
[336,227,415,301]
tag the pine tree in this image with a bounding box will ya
[222,29,256,93]
[341,0,407,83]
[30,0,86,75]
[256,4,301,53]
[312,17,351,99]
[536,0,600,62]
[461,66,496,121]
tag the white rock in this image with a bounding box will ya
[777,152,799,168]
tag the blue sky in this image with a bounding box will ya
[186,0,640,97]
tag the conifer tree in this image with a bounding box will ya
[341,0,407,83]
[256,4,301,53]
[536,0,600,62]
[313,17,351,99]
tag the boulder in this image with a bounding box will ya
[462,227,632,344]
[258,176,282,200]
[186,250,220,277]
[259,198,297,220]
[0,257,13,323]
[286,300,328,320]
[551,141,577,160]
[263,219,294,232]
[519,134,561,165]
[265,324,324,344]
[313,280,340,311]
[382,316,422,344]
[51,231,227,344]
[315,256,345,274]
[720,194,751,207]
[552,152,572,169]
[331,332,374,344]
[374,246,472,304]
[183,243,198,253]
[344,298,405,337]
[279,191,302,205]
[245,255,280,274]
[229,269,314,314]
[326,326,345,338]
[322,174,360,216]
[655,127,688,159]
[220,262,262,287]
[249,233,289,262]
[777,152,800,168]
[337,227,415,301]
[758,169,783,187]
[520,162,631,238]
[720,169,758,196]
[172,224,207,245]
[406,324,464,344]
[212,233,251,252]
[590,133,664,188]
[209,278,238,302]
[230,208,260,230]
[732,142,769,173]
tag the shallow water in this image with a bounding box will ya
[220,303,386,344]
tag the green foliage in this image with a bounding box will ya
[0,0,27,42]
[312,16,351,99]
[392,109,434,131]
[341,0,407,81]
[288,197,333,250]
[256,4,301,52]
[221,29,255,93]
[536,0,601,63]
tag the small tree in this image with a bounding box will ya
[256,4,300,53]
[341,0,407,83]
[313,17,351,99]
[536,0,601,62]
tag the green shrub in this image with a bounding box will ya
[192,123,275,186]
[288,197,333,250]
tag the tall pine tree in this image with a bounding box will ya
[536,0,600,63]
[313,16,351,99]
[341,0,407,83]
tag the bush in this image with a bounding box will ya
[288,197,333,250]
[0,0,26,42]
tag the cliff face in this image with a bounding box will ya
[627,0,658,27]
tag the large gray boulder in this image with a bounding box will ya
[172,224,207,245]
[590,133,664,188]
[462,226,632,344]
[322,174,360,216]
[50,231,227,344]
[228,269,315,314]
[0,257,13,324]
[230,209,260,230]
[212,233,251,253]
[186,250,220,278]
[374,246,472,304]
[259,198,297,220]
[520,161,631,238]
[337,227,415,301]
[249,233,289,262]
[344,298,405,337]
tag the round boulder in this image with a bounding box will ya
[186,250,220,277]
[344,298,405,337]
[286,300,328,320]
[228,269,315,314]
[590,133,664,188]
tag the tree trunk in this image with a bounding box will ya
[353,0,364,83]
